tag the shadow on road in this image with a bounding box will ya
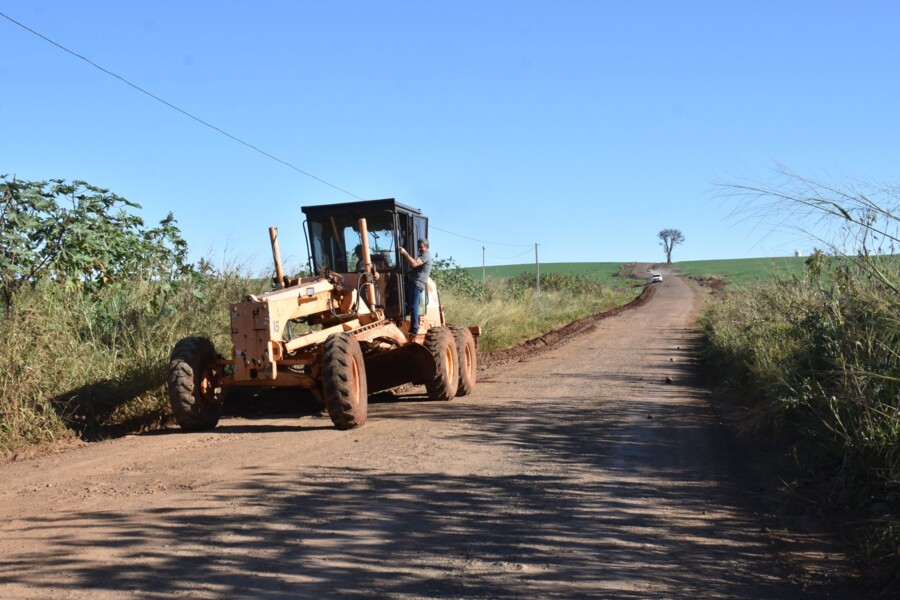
[0,336,831,599]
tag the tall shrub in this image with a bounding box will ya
[0,176,192,316]
[712,169,900,590]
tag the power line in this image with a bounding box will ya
[4,9,541,257]
[485,247,534,260]
[430,225,532,247]
[0,10,365,201]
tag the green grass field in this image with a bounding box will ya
[675,255,898,289]
[671,256,808,289]
[462,258,810,289]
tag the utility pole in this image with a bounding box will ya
[535,242,541,300]
[482,246,486,287]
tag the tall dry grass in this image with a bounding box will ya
[709,169,900,592]
[0,262,258,454]
[700,258,900,589]
[443,284,639,353]
[434,258,641,352]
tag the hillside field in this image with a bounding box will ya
[462,257,809,289]
[671,256,808,289]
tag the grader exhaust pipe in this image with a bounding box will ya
[269,226,286,288]
[357,218,377,307]
[271,219,380,306]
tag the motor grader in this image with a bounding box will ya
[166,199,479,430]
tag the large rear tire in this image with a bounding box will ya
[423,326,459,401]
[167,336,225,431]
[451,326,477,396]
[323,333,368,429]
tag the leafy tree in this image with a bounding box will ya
[0,176,192,316]
[431,256,483,299]
[658,228,685,264]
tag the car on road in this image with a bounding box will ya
[650,273,663,283]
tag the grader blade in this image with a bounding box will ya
[364,343,436,393]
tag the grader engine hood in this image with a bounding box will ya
[229,278,339,382]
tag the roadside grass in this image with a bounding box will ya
[443,284,640,353]
[443,259,642,352]
[462,261,631,287]
[0,260,642,455]
[0,264,258,455]
[698,254,900,592]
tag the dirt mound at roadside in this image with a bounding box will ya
[694,275,728,293]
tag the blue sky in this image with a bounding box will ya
[2,1,899,271]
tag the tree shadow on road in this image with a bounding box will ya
[7,323,854,598]
[1,368,845,599]
[0,464,812,599]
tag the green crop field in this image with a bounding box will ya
[674,255,899,289]
[462,258,808,289]
[461,255,896,291]
[671,256,808,289]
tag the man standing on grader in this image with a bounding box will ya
[399,237,432,342]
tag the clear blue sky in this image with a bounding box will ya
[3,1,899,271]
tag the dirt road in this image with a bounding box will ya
[0,271,847,598]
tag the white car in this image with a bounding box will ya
[650,273,663,283]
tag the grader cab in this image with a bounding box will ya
[167,199,479,431]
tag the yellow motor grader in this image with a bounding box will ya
[167,199,479,430]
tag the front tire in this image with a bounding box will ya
[451,326,477,396]
[424,326,459,401]
[323,333,368,429]
[167,337,225,431]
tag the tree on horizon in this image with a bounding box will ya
[658,229,685,264]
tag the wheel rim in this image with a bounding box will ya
[350,355,360,404]
[198,367,216,403]
[464,344,472,376]
[443,346,454,380]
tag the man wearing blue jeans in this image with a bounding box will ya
[398,238,432,340]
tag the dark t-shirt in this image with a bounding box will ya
[409,250,432,287]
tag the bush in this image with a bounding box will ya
[0,264,259,453]
[431,256,484,299]
[0,175,262,452]
[713,168,900,592]
[700,254,900,590]
[0,176,192,317]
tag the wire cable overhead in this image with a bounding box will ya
[2,11,541,256]
[0,10,365,201]
[484,247,534,260]
[430,225,532,248]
